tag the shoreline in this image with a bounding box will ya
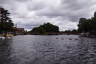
[0,34,14,37]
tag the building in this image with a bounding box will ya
[15,28,25,35]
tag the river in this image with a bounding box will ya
[0,35,96,64]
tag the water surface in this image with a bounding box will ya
[0,35,96,64]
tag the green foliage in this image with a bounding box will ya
[78,12,96,34]
[0,7,14,33]
[64,29,77,33]
[31,23,59,34]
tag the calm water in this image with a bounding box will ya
[0,35,96,64]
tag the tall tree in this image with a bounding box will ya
[0,7,14,34]
[78,11,96,35]
[78,18,87,32]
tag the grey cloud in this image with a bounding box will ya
[27,2,45,11]
[62,0,96,10]
[15,0,28,2]
[62,0,86,10]
[0,0,7,4]
[36,0,95,22]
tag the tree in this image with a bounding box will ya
[0,7,14,35]
[78,11,96,35]
[78,18,87,32]
[30,23,59,34]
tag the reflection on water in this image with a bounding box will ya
[0,35,96,64]
[0,39,12,64]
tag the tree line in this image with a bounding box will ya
[78,12,96,35]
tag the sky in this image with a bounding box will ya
[0,0,96,31]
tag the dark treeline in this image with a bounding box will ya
[64,30,78,33]
[78,12,96,35]
[30,23,59,35]
[0,7,14,36]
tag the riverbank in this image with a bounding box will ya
[0,34,14,37]
[80,33,96,38]
[30,32,79,35]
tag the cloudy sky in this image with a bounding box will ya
[0,0,96,31]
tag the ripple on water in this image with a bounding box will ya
[0,35,96,64]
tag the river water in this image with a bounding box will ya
[0,35,96,64]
